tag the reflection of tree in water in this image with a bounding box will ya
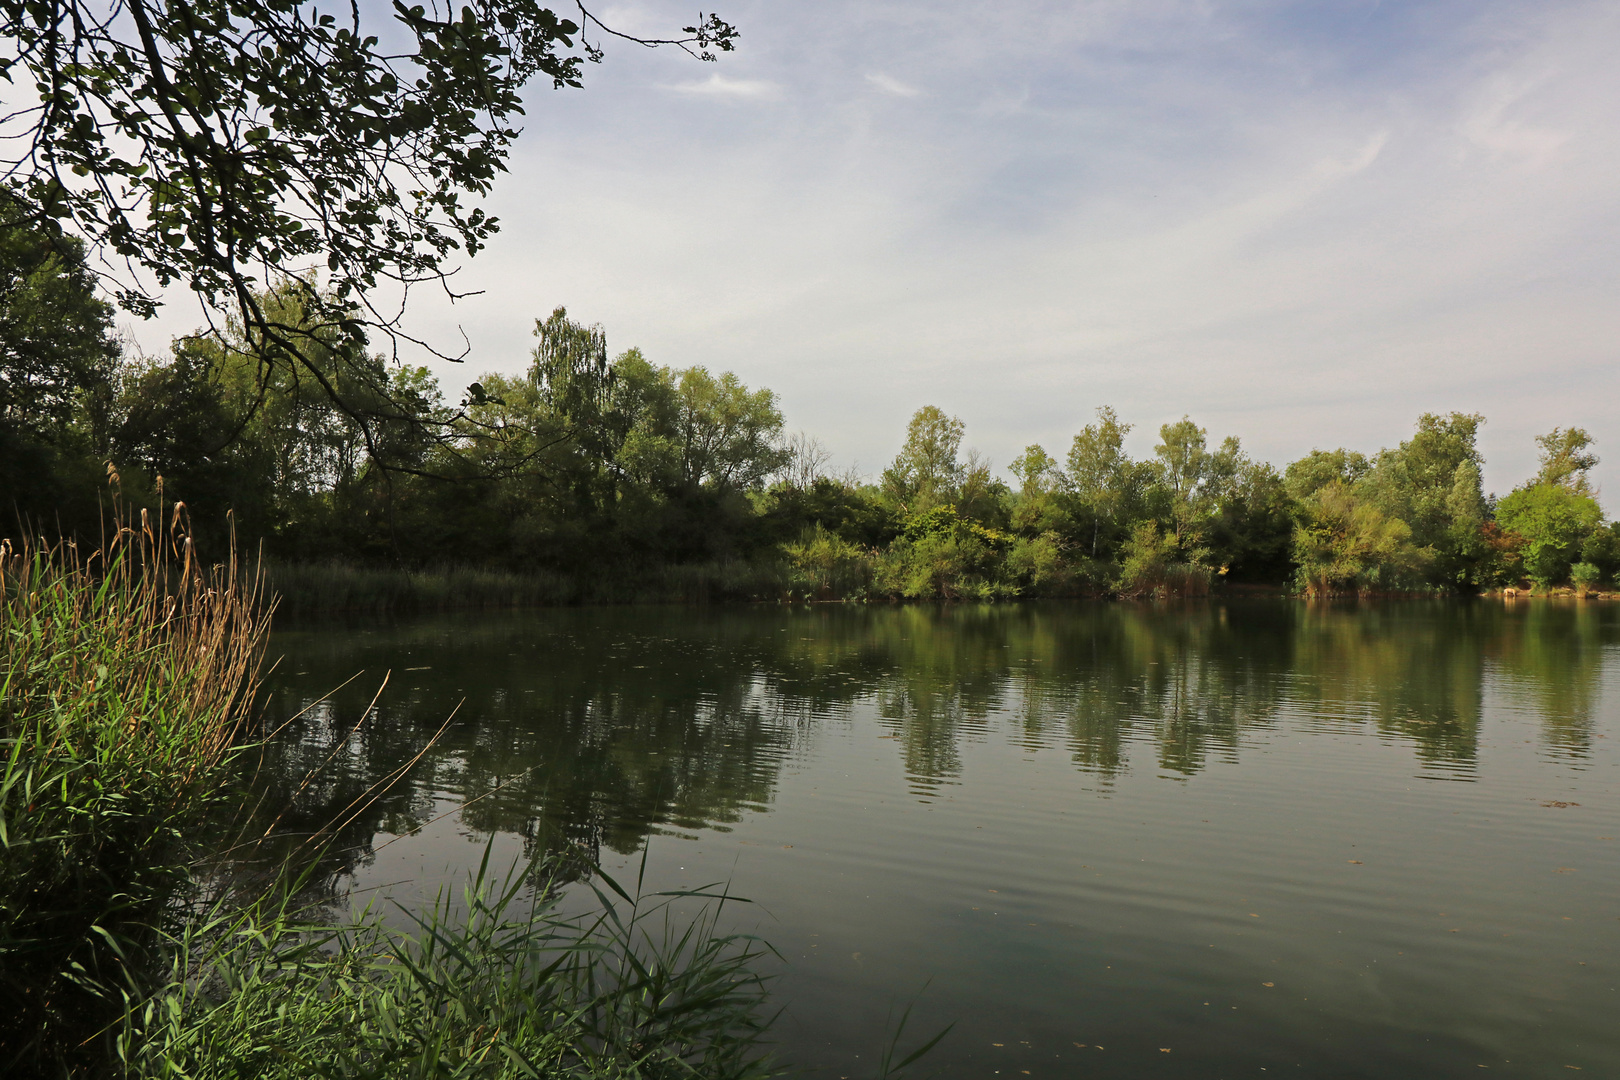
[255,611,816,874]
[454,679,790,863]
[917,604,1291,782]
[243,691,447,891]
[1488,601,1606,760]
[1293,602,1487,770]
[250,600,1617,874]
[868,608,1014,794]
[1129,606,1289,775]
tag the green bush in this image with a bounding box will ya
[1495,483,1603,588]
[1570,562,1602,593]
[1578,522,1620,582]
[783,526,873,600]
[1117,523,1211,598]
[1290,481,1426,596]
[870,506,1014,600]
[1004,532,1065,594]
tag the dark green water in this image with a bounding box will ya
[259,600,1619,1079]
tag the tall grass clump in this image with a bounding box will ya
[1,506,271,1072]
[122,850,777,1080]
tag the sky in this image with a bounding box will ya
[134,0,1620,500]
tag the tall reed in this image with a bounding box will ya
[0,504,271,1073]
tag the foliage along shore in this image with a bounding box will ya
[262,562,1620,618]
[3,234,1615,603]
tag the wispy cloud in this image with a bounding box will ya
[1459,76,1573,164]
[665,73,781,100]
[132,0,1620,500]
[865,72,921,98]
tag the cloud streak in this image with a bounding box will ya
[664,73,781,99]
[865,72,921,98]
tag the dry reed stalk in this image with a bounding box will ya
[1,497,273,790]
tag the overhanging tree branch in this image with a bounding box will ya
[0,0,737,469]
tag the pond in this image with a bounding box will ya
[257,600,1620,1079]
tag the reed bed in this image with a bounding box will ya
[1,508,271,1073]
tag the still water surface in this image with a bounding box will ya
[259,600,1620,1079]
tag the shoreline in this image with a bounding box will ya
[259,562,1620,618]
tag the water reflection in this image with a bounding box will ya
[253,599,1616,873]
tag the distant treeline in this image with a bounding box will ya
[2,243,1612,601]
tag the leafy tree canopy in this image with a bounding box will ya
[1534,427,1598,493]
[1153,416,1208,504]
[1063,406,1133,506]
[1007,444,1057,499]
[1360,412,1484,551]
[1282,447,1370,502]
[1292,479,1424,596]
[0,197,117,442]
[884,405,965,512]
[0,0,734,448]
[1496,482,1603,586]
[1062,406,1140,557]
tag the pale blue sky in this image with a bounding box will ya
[136,0,1620,499]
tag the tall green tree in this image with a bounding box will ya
[0,203,117,443]
[1283,448,1370,502]
[1063,406,1138,558]
[1292,480,1424,595]
[0,201,119,523]
[1202,449,1293,581]
[954,450,1009,528]
[111,282,449,554]
[883,406,966,512]
[1008,444,1058,500]
[1533,427,1598,493]
[1359,412,1488,588]
[1147,418,1261,564]
[1153,416,1210,527]
[612,361,787,494]
[1007,444,1061,534]
[1496,482,1603,587]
